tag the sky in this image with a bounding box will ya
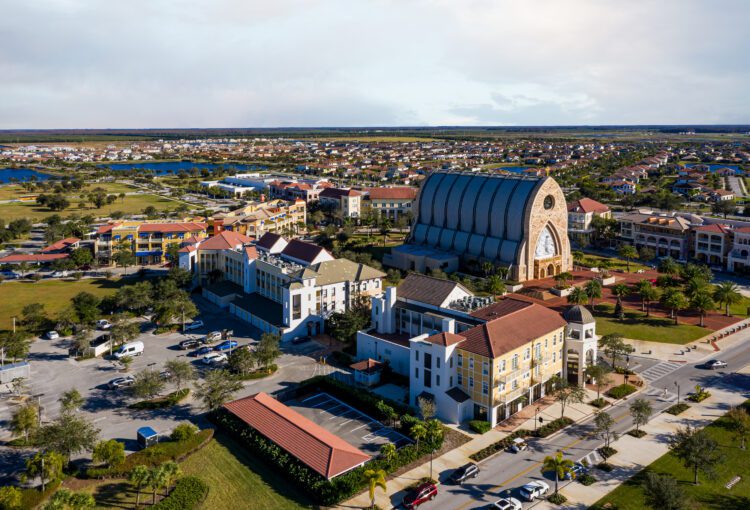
[1,0,749,128]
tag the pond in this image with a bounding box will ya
[0,168,55,183]
[497,166,534,174]
[101,161,266,176]
[684,163,744,175]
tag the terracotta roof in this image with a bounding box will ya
[138,222,207,233]
[423,332,465,347]
[459,302,567,358]
[0,253,69,263]
[96,223,119,234]
[319,188,361,199]
[350,358,383,374]
[397,273,471,307]
[256,232,284,250]
[567,198,610,214]
[41,237,80,253]
[366,187,417,200]
[693,223,731,234]
[282,239,329,264]
[244,246,258,259]
[470,298,533,320]
[178,245,197,253]
[197,230,254,250]
[224,392,370,479]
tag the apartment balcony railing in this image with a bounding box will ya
[495,386,528,406]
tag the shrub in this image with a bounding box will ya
[596,462,614,472]
[665,403,690,415]
[151,476,209,510]
[548,492,567,504]
[329,351,354,367]
[171,423,198,442]
[128,388,190,410]
[234,364,277,381]
[688,385,711,402]
[613,367,635,375]
[533,417,574,438]
[19,480,62,510]
[606,384,637,400]
[469,429,533,462]
[589,398,609,409]
[598,446,617,459]
[87,429,213,478]
[469,420,491,434]
[578,473,596,486]
[627,429,647,438]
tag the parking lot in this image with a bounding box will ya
[286,392,411,455]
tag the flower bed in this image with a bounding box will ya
[627,429,647,438]
[589,398,609,409]
[665,402,690,415]
[469,429,532,462]
[598,446,617,459]
[606,384,637,400]
[534,417,574,438]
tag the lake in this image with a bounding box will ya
[496,166,533,174]
[0,168,54,183]
[684,163,744,175]
[102,161,266,175]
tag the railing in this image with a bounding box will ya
[495,386,527,405]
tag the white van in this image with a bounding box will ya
[114,341,144,359]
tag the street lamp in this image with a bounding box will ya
[674,381,680,403]
[430,449,436,480]
[534,406,540,432]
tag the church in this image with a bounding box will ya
[386,171,572,282]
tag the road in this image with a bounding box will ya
[727,176,746,198]
[416,333,750,510]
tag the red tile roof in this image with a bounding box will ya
[224,392,370,479]
[423,332,465,347]
[96,223,119,234]
[138,222,207,233]
[244,246,258,259]
[282,239,329,264]
[41,237,80,253]
[0,253,69,263]
[350,358,383,374]
[567,198,610,214]
[366,187,417,200]
[319,188,361,199]
[197,231,254,250]
[693,223,731,234]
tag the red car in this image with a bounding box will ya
[403,482,437,509]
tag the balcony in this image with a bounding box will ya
[495,386,527,405]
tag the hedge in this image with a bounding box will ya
[151,476,209,510]
[469,420,491,434]
[665,402,690,415]
[533,417,574,438]
[129,388,190,410]
[606,383,637,400]
[87,429,213,478]
[234,364,277,381]
[470,429,533,462]
[210,407,443,506]
[19,480,61,510]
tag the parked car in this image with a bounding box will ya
[450,463,480,484]
[492,498,523,510]
[184,320,204,331]
[214,340,238,351]
[203,331,222,343]
[51,270,69,278]
[402,482,437,509]
[97,319,112,330]
[0,271,19,280]
[190,346,213,357]
[291,336,312,345]
[706,359,727,370]
[519,480,549,502]
[565,462,588,480]
[45,330,60,340]
[108,375,135,390]
[509,437,528,453]
[114,341,144,359]
[202,352,228,365]
[179,339,201,350]
[159,370,171,380]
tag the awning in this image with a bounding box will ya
[136,251,162,257]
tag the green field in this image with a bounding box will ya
[594,304,709,344]
[0,192,187,221]
[181,434,312,510]
[577,253,651,273]
[0,278,124,330]
[594,405,750,509]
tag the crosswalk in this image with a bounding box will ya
[580,449,604,466]
[644,387,678,403]
[637,361,683,383]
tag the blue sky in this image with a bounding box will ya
[1,0,749,128]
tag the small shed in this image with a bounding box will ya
[350,358,383,387]
[137,426,159,449]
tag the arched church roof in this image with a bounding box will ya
[563,304,595,324]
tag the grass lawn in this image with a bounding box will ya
[0,278,124,330]
[0,192,188,221]
[578,253,651,273]
[181,433,313,510]
[594,304,709,344]
[594,404,750,509]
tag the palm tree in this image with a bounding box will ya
[554,271,573,289]
[363,469,387,509]
[147,465,167,504]
[425,419,444,449]
[567,287,588,305]
[713,281,742,316]
[379,217,392,246]
[411,422,427,450]
[380,443,396,463]
[160,461,181,496]
[618,244,639,272]
[611,283,630,320]
[658,257,680,276]
[661,288,688,325]
[684,277,708,300]
[128,465,149,508]
[584,279,602,310]
[690,291,715,328]
[541,451,575,495]
[636,280,660,316]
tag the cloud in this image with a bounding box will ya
[0,0,748,128]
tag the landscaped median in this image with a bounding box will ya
[470,417,574,462]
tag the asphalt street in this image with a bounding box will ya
[404,333,750,510]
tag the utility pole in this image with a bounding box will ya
[12,316,16,334]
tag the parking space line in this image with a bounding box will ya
[352,423,371,431]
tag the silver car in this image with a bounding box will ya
[706,359,727,370]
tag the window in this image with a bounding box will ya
[482,362,488,375]
[545,338,548,348]
[415,351,419,361]
[436,375,440,387]
[449,376,453,387]
[482,382,489,395]
[512,379,519,390]
[292,294,301,320]
[415,368,419,378]
[457,354,463,367]
[524,348,530,360]
[450,357,453,368]
[469,376,474,388]
[499,359,506,372]
[436,357,441,369]
[469,358,474,370]
[553,352,556,362]
[457,373,463,386]
[512,354,519,370]
[424,367,431,388]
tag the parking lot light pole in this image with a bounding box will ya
[674,381,680,403]
[430,449,436,480]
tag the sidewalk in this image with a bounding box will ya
[340,391,601,509]
[532,371,749,509]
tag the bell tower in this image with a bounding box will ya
[563,305,598,386]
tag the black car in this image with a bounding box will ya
[179,339,201,350]
[189,346,213,357]
[291,336,312,345]
[450,463,480,484]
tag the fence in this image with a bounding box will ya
[0,361,31,384]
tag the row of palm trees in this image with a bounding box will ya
[567,275,742,327]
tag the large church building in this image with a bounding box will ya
[386,171,572,282]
